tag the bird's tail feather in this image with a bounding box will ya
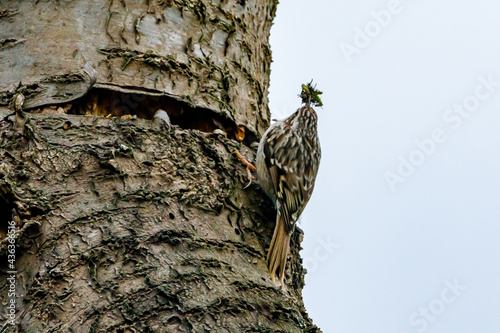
[267,215,291,284]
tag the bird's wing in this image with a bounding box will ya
[262,122,318,233]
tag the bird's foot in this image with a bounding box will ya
[233,149,256,188]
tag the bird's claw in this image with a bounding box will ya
[234,149,256,188]
[243,179,252,189]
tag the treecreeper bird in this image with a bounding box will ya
[256,82,322,285]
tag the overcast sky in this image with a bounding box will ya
[268,1,500,332]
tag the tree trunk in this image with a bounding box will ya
[0,1,321,332]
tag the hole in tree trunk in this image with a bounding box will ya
[26,88,258,145]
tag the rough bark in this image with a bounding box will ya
[0,0,321,332]
[0,0,271,136]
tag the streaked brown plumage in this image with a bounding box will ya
[256,84,322,284]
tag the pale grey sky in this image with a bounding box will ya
[269,1,500,332]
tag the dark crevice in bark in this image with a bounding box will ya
[0,9,18,19]
[20,88,258,145]
[0,190,13,248]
